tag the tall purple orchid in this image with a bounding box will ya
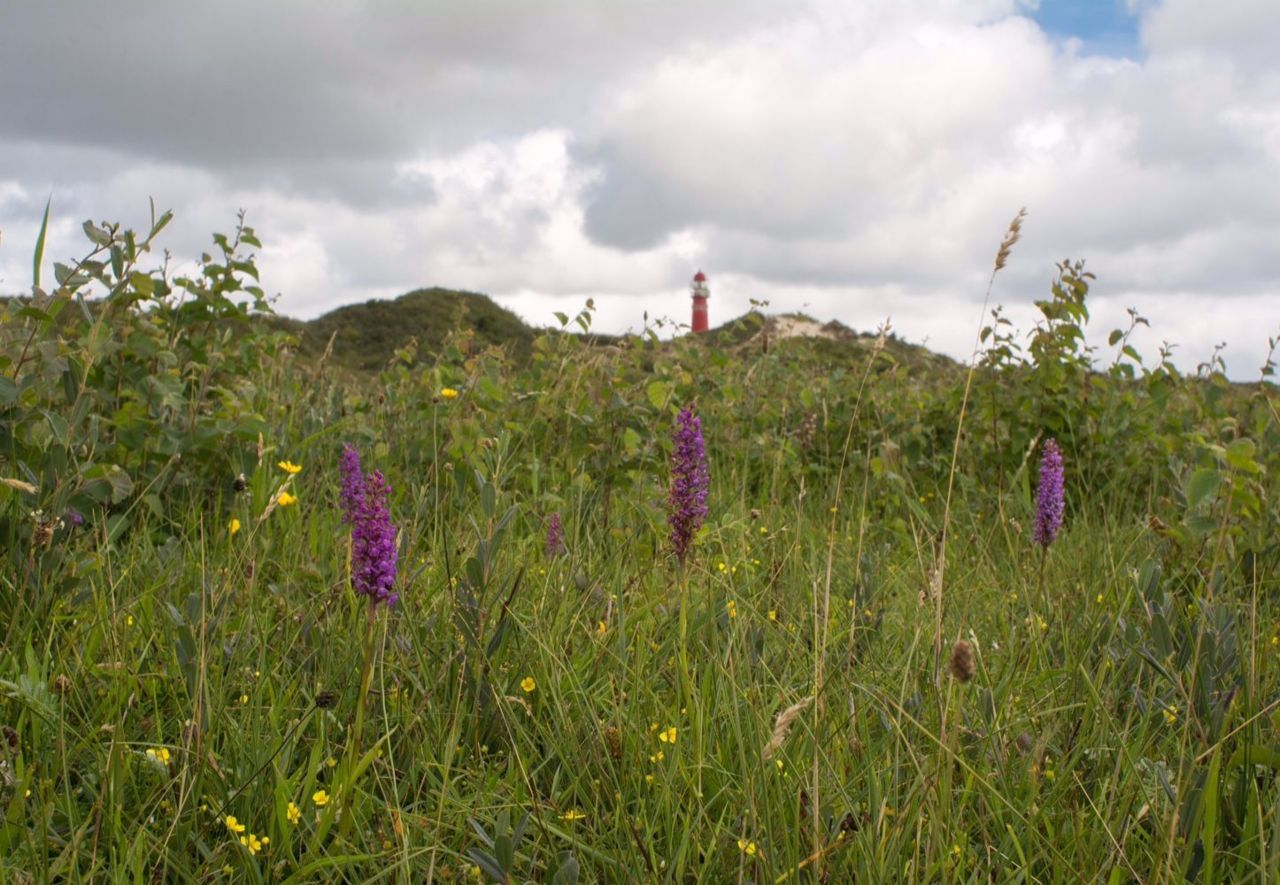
[1034,438,1064,548]
[668,405,710,567]
[545,511,566,559]
[340,444,399,606]
[340,445,400,779]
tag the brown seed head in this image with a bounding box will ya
[315,689,338,709]
[993,207,1027,272]
[31,514,57,548]
[950,639,976,683]
[602,725,623,762]
[761,696,814,762]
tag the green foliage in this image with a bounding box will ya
[1,208,1278,880]
[1,206,286,628]
[281,287,537,371]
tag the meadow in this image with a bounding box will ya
[1,207,1278,882]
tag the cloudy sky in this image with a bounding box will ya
[2,0,1278,378]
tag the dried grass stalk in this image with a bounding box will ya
[993,207,1027,272]
[762,696,814,762]
[2,477,38,495]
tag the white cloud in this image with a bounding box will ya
[1,0,1277,378]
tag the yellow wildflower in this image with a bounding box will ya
[520,676,536,693]
[313,789,330,807]
[240,832,265,854]
[286,802,301,824]
[146,747,171,765]
[768,610,777,621]
[440,387,459,400]
[726,600,737,618]
[229,518,241,536]
[277,491,297,507]
[225,815,246,834]
[737,839,759,857]
[658,726,677,744]
[277,460,302,475]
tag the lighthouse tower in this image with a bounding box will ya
[691,270,710,333]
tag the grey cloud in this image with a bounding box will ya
[1142,0,1280,74]
[0,0,784,173]
[1,0,1278,379]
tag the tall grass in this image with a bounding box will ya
[1,209,1277,881]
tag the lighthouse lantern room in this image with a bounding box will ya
[691,270,710,333]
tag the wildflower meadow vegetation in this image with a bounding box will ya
[1,205,1279,882]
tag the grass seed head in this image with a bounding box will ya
[761,696,814,762]
[950,639,975,683]
[993,207,1027,272]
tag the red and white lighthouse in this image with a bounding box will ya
[691,270,710,333]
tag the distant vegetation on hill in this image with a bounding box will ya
[268,288,947,375]
[271,287,537,371]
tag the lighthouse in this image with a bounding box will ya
[691,270,710,333]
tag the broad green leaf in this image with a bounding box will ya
[1224,438,1257,472]
[646,380,669,411]
[1185,468,1220,510]
[129,271,155,298]
[82,219,111,246]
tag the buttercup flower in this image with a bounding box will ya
[440,387,459,400]
[312,789,330,807]
[658,726,677,744]
[276,491,297,507]
[520,676,536,693]
[277,460,302,475]
[287,802,301,824]
[229,518,241,536]
[225,815,246,834]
